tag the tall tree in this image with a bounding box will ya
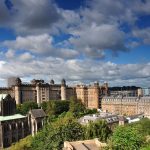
[110,126,143,150]
[31,116,84,150]
[84,120,111,142]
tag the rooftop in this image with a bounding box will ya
[0,114,26,122]
[30,109,46,118]
[64,139,107,150]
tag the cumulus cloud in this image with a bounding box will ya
[69,24,127,55]
[0,57,150,87]
[3,34,79,59]
[0,0,150,86]
[132,27,150,44]
[0,0,62,34]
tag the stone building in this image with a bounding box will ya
[28,109,46,136]
[75,82,108,109]
[108,86,139,97]
[0,78,108,109]
[0,94,30,148]
[101,96,150,118]
[0,94,46,148]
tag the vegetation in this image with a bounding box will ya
[16,101,38,115]
[8,135,32,150]
[84,120,112,142]
[109,126,143,150]
[41,100,70,116]
[13,98,150,150]
[31,116,84,150]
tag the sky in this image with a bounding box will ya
[0,0,150,87]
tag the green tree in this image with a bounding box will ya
[31,116,84,150]
[69,96,86,117]
[110,126,143,150]
[41,100,70,116]
[84,120,111,142]
[8,135,32,150]
[16,101,38,115]
[130,118,150,137]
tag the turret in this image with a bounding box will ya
[50,79,55,85]
[36,83,41,106]
[14,77,22,104]
[61,79,67,100]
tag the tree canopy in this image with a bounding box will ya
[16,101,38,115]
[110,125,143,150]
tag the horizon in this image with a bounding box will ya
[0,0,150,87]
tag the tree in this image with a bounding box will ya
[110,126,143,150]
[84,120,111,142]
[131,118,150,137]
[69,96,86,117]
[41,100,70,116]
[31,116,84,150]
[16,101,38,115]
[9,135,32,150]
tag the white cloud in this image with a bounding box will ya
[3,34,79,59]
[4,34,53,54]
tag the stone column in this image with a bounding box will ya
[36,84,41,106]
[21,122,24,138]
[61,85,66,100]
[15,86,21,104]
[9,124,12,145]
[15,123,18,142]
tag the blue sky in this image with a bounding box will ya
[0,0,150,87]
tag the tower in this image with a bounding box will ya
[14,77,22,104]
[36,83,41,106]
[61,79,67,100]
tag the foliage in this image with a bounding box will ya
[8,135,32,150]
[16,101,38,115]
[31,116,84,150]
[69,96,86,117]
[110,125,143,150]
[140,142,150,150]
[41,100,70,116]
[130,118,150,137]
[84,120,112,142]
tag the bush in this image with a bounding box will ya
[110,126,143,150]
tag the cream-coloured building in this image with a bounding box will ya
[0,78,108,109]
[101,96,150,118]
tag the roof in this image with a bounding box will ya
[64,139,107,150]
[0,94,8,101]
[30,109,46,118]
[0,114,26,122]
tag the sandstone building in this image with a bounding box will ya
[101,96,150,118]
[0,77,108,109]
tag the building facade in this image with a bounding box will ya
[138,88,150,97]
[101,96,150,118]
[0,94,46,148]
[0,94,30,148]
[0,78,108,109]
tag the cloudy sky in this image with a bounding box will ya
[0,0,150,87]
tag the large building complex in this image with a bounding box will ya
[0,77,150,118]
[101,96,150,118]
[0,77,108,109]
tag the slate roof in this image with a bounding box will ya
[30,109,46,118]
[0,114,26,122]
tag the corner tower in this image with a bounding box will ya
[14,77,22,104]
[61,79,67,100]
